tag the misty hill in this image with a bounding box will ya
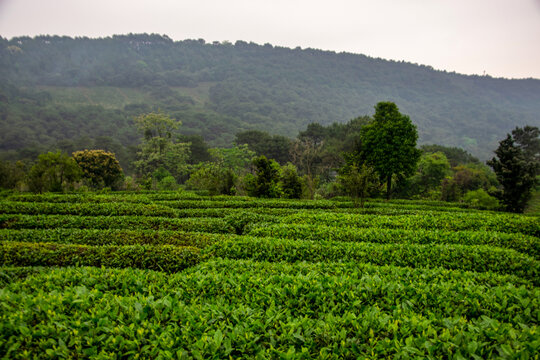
[1,33,539,160]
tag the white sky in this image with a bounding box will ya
[0,0,539,79]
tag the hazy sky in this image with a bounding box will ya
[1,0,539,79]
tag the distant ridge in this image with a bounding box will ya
[1,33,539,159]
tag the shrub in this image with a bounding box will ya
[279,163,302,199]
[463,189,500,210]
[0,242,201,272]
[157,175,178,191]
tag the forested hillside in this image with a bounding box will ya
[1,33,539,160]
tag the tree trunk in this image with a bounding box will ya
[386,174,392,200]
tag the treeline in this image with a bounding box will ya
[1,34,540,160]
[1,103,538,213]
[0,82,243,160]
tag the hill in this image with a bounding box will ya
[1,33,540,160]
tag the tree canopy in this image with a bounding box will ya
[133,112,190,181]
[488,127,539,213]
[361,102,421,199]
[512,126,540,174]
[72,149,123,189]
[27,151,81,193]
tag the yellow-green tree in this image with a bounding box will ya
[72,149,123,189]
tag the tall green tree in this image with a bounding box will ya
[247,155,281,198]
[488,132,537,213]
[132,112,190,181]
[361,102,421,199]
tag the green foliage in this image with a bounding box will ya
[338,157,378,208]
[0,84,140,159]
[156,175,178,191]
[122,176,139,191]
[279,163,302,199]
[133,112,190,181]
[421,144,479,167]
[488,132,538,213]
[0,262,537,358]
[148,168,179,191]
[151,167,172,182]
[0,160,26,190]
[0,201,178,217]
[525,176,540,215]
[512,125,540,174]
[235,130,292,164]
[0,213,234,233]
[209,144,255,173]
[72,149,124,189]
[0,229,226,248]
[283,211,540,237]
[248,224,539,258]
[27,151,81,193]
[187,162,236,195]
[452,163,497,193]
[394,151,452,199]
[134,111,180,143]
[208,237,539,282]
[223,211,269,235]
[414,152,451,192]
[361,102,421,199]
[0,191,539,357]
[161,143,190,180]
[247,156,282,198]
[292,117,371,187]
[440,177,461,202]
[178,134,212,164]
[186,145,254,195]
[463,189,500,210]
[298,117,369,154]
[290,139,324,199]
[0,242,200,272]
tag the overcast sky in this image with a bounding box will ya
[0,0,539,79]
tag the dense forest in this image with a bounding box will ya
[1,33,539,161]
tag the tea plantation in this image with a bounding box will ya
[0,192,539,358]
